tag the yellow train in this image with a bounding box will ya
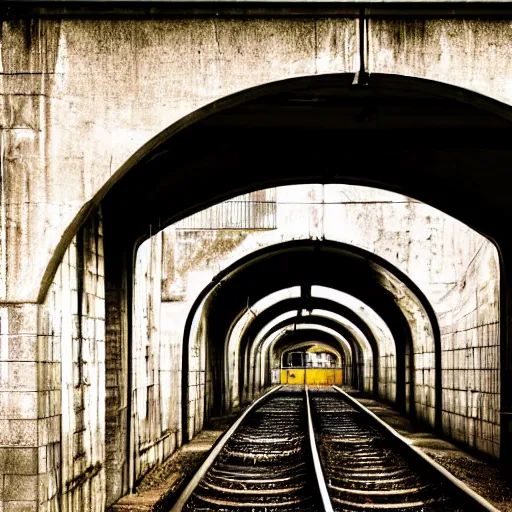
[280,349,343,386]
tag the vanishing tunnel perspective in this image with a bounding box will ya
[127,182,503,510]
[134,183,498,444]
[4,57,512,512]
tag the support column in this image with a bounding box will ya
[104,224,131,503]
[0,303,47,511]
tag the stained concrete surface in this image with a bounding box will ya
[108,412,241,511]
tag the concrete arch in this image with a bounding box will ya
[38,71,512,300]
[230,296,384,401]
[248,314,366,397]
[248,315,360,398]
[262,313,371,387]
[183,238,439,433]
[269,327,354,386]
[270,326,352,368]
[312,310,372,357]
[263,319,358,387]
[258,328,351,387]
[238,306,373,387]
[311,286,399,402]
[280,342,342,367]
[37,72,512,498]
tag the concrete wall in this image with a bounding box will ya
[188,310,207,438]
[2,18,512,304]
[0,302,45,512]
[0,14,509,511]
[311,286,397,403]
[411,303,436,426]
[133,233,211,485]
[0,208,200,511]
[37,211,105,512]
[380,271,437,425]
[131,231,233,479]
[438,235,500,456]
[0,17,359,304]
[368,19,512,105]
[133,233,180,483]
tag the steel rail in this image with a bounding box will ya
[170,384,282,511]
[305,384,335,512]
[333,385,500,512]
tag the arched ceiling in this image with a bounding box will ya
[235,296,380,388]
[270,328,351,366]
[201,240,430,341]
[238,297,381,354]
[253,315,362,368]
[242,326,352,397]
[42,73,512,299]
[253,325,353,392]
[100,73,512,249]
[281,343,342,365]
[196,239,429,410]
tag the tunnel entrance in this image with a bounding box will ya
[38,73,512,507]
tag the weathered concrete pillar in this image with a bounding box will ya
[0,303,46,510]
[0,21,67,509]
[104,232,130,505]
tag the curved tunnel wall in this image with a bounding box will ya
[312,287,398,405]
[38,171,502,511]
[25,71,507,510]
[263,324,354,384]
[183,240,438,430]
[279,341,343,366]
[255,316,363,392]
[437,238,501,456]
[228,294,385,405]
[269,328,348,384]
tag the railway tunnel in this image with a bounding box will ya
[15,72,512,510]
[123,179,503,510]
[181,238,436,423]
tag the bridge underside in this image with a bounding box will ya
[100,75,509,508]
[0,8,511,512]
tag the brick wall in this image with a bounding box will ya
[439,241,500,457]
[0,303,41,512]
[37,210,106,512]
[0,210,106,512]
[390,279,437,427]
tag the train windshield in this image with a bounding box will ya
[286,352,305,367]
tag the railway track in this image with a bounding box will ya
[170,385,499,512]
[310,387,457,511]
[181,386,320,511]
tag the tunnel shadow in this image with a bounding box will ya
[36,72,511,505]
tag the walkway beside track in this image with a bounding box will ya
[108,390,276,512]
[108,429,226,511]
